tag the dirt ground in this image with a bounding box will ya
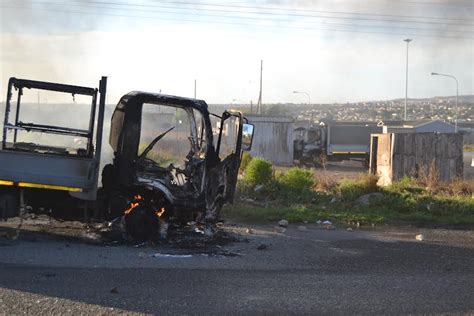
[309,151,474,182]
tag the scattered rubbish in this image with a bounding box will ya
[329,197,337,204]
[194,227,205,234]
[257,244,268,250]
[245,228,254,234]
[316,220,322,224]
[132,241,148,248]
[322,220,332,225]
[346,227,353,231]
[152,253,193,258]
[325,225,336,230]
[303,220,308,224]
[357,192,384,205]
[274,226,287,234]
[297,225,308,232]
[416,234,424,241]
[278,219,289,227]
[40,273,57,278]
[254,184,265,193]
[110,287,119,294]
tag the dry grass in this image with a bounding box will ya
[415,160,440,192]
[445,178,474,196]
[314,156,338,192]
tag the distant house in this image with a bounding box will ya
[457,122,474,144]
[379,120,455,134]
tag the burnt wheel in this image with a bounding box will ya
[124,204,159,242]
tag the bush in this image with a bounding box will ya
[239,152,252,173]
[243,157,273,185]
[279,167,315,192]
[336,173,379,201]
[445,178,474,196]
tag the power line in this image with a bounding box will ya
[155,0,474,22]
[24,0,474,34]
[1,4,473,40]
[66,0,474,26]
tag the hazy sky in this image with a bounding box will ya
[0,0,473,104]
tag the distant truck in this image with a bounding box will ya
[293,121,382,167]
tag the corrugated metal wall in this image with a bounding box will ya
[371,133,463,185]
[246,115,294,165]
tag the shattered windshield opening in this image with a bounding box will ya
[138,103,200,170]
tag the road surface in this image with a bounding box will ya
[1,223,473,315]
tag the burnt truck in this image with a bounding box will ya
[0,77,254,240]
[294,121,382,167]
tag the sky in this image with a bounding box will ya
[0,0,473,104]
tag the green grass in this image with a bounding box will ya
[464,144,474,152]
[225,176,474,227]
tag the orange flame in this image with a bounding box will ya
[124,195,144,216]
[155,207,166,218]
[124,202,139,215]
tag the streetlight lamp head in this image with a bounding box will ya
[403,38,412,43]
[292,91,298,93]
[431,72,438,76]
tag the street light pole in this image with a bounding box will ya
[293,90,312,121]
[403,38,412,121]
[292,90,311,105]
[431,72,459,132]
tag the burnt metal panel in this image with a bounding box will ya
[0,150,97,189]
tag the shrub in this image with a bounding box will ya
[336,173,379,201]
[279,167,315,192]
[416,161,440,192]
[358,173,379,191]
[239,152,252,173]
[244,157,273,185]
[446,178,474,196]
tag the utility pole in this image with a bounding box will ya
[257,60,263,114]
[403,38,412,121]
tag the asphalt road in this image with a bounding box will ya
[1,224,473,315]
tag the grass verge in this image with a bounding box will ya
[224,175,474,227]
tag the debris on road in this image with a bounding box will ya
[257,244,268,250]
[274,226,287,234]
[152,253,193,259]
[278,220,289,227]
[346,228,353,231]
[416,234,424,241]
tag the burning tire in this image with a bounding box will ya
[123,194,167,242]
